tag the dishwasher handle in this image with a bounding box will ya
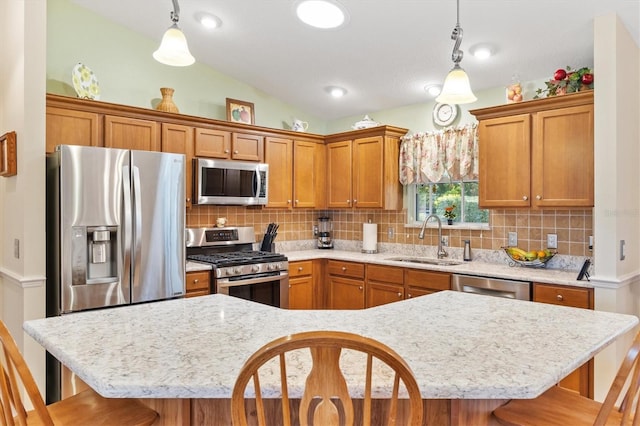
[451,274,531,301]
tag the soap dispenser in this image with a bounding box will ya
[463,240,472,261]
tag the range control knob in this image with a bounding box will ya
[233,267,242,275]
[251,265,260,273]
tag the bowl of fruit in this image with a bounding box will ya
[503,247,556,268]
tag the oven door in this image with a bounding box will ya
[216,272,289,308]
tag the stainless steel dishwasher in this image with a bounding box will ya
[451,274,531,301]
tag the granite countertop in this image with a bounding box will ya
[186,261,212,273]
[284,249,592,288]
[24,292,637,400]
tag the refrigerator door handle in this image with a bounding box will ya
[132,165,143,289]
[122,165,132,284]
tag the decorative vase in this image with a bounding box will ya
[156,87,179,113]
[447,219,453,225]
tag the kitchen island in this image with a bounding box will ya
[24,291,638,425]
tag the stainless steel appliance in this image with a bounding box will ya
[193,158,268,205]
[317,216,333,249]
[452,274,531,301]
[46,145,185,402]
[186,227,289,308]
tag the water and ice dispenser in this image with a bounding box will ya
[71,226,119,285]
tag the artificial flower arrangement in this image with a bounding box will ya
[534,66,594,99]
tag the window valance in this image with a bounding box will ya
[399,123,478,185]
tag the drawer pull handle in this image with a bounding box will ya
[522,195,528,201]
[556,294,564,301]
[298,267,303,271]
[359,286,363,291]
[193,279,199,284]
[342,266,347,271]
[397,292,402,297]
[224,149,230,153]
[407,294,412,298]
[233,150,239,154]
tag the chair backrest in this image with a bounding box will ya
[231,330,423,426]
[595,331,640,426]
[0,320,53,426]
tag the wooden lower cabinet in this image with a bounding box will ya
[328,260,365,309]
[185,271,210,298]
[288,260,314,310]
[366,264,404,308]
[404,269,452,295]
[533,282,594,398]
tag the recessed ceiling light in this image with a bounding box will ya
[296,0,347,29]
[325,86,347,98]
[424,84,442,97]
[196,12,222,30]
[469,44,494,60]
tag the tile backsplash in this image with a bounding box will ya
[187,206,593,257]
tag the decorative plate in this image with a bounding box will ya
[72,63,100,100]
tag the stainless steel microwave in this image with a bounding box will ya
[193,158,268,205]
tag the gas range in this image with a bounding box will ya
[187,251,288,279]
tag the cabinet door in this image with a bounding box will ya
[329,276,365,309]
[478,114,531,208]
[532,104,594,207]
[231,133,264,162]
[327,141,353,208]
[265,137,293,208]
[367,282,404,308]
[161,123,194,208]
[289,276,314,310]
[46,107,102,153]
[404,269,451,292]
[353,136,384,208]
[194,128,231,158]
[293,141,321,208]
[405,286,433,299]
[104,116,160,151]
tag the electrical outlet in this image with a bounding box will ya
[441,236,449,247]
[508,232,517,247]
[13,239,19,259]
[588,235,593,251]
[313,225,318,236]
[388,227,394,239]
[547,234,558,249]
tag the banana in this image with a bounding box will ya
[508,247,528,257]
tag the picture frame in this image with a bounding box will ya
[226,98,255,125]
[0,131,17,177]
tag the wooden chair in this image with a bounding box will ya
[0,320,158,426]
[231,330,423,426]
[493,331,640,426]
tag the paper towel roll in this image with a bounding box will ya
[362,223,378,253]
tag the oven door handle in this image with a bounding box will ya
[217,272,289,288]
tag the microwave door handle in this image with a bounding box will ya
[254,169,259,197]
[132,166,143,289]
[122,165,132,285]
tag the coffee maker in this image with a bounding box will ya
[317,216,333,249]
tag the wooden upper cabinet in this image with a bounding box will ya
[325,127,406,210]
[532,104,594,207]
[471,91,594,209]
[327,140,353,208]
[194,128,231,158]
[293,140,325,209]
[353,136,384,208]
[46,107,102,153]
[161,123,194,208]
[232,133,264,162]
[478,114,531,208]
[265,137,293,208]
[104,115,160,151]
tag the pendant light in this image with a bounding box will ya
[436,0,477,104]
[153,0,195,67]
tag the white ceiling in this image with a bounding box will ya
[72,0,639,120]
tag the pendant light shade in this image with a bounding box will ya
[153,0,195,67]
[436,64,477,104]
[436,0,476,104]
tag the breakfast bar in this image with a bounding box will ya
[24,291,638,425]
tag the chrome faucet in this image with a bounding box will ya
[418,214,448,259]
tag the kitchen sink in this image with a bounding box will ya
[385,257,463,266]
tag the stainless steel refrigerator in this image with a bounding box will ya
[45,144,186,402]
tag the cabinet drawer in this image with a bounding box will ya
[186,272,210,292]
[290,260,313,278]
[367,264,403,284]
[404,269,451,291]
[533,283,593,309]
[327,260,365,279]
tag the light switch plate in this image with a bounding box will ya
[508,232,517,247]
[441,236,449,247]
[547,234,558,249]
